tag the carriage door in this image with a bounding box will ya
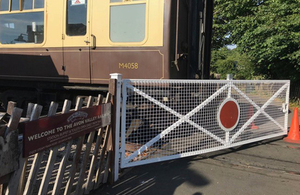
[62,0,91,83]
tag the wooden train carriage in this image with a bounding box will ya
[0,0,213,107]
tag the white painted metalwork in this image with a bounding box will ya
[119,79,290,168]
[110,73,122,182]
[217,97,240,132]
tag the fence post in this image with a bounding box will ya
[0,103,22,195]
[110,73,122,182]
[284,81,290,134]
[6,104,42,195]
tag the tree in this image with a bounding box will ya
[211,48,256,79]
[213,0,300,83]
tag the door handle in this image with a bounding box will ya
[91,34,96,50]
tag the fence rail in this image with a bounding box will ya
[0,93,114,195]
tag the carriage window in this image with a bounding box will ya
[11,0,20,11]
[34,0,44,9]
[0,0,9,11]
[110,3,146,42]
[23,0,33,10]
[66,0,87,36]
[0,12,44,44]
[1,0,45,12]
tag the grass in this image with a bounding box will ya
[289,98,300,110]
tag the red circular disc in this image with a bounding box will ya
[218,98,240,131]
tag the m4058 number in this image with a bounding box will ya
[119,63,139,69]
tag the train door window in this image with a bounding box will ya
[0,0,9,11]
[66,0,87,36]
[110,0,146,43]
[0,0,45,44]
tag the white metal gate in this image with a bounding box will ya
[118,79,290,168]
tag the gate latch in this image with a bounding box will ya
[282,103,288,113]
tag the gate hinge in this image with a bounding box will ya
[118,151,122,160]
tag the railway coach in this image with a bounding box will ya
[0,0,213,109]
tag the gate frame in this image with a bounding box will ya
[110,73,122,182]
[113,75,290,181]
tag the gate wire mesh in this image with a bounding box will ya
[120,79,290,168]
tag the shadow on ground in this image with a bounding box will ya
[91,110,295,195]
[92,157,209,195]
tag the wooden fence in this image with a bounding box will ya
[0,89,115,195]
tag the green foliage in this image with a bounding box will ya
[211,48,256,79]
[213,0,300,84]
